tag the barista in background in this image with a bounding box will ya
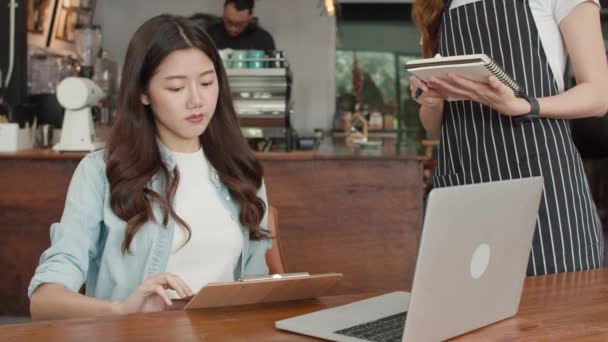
[205,0,275,51]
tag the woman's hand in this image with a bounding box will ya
[113,273,194,315]
[410,75,446,136]
[409,75,446,108]
[427,73,531,116]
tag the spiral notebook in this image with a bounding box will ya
[404,54,523,98]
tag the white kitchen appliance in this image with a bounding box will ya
[53,77,105,152]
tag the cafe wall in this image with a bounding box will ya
[338,21,420,54]
[95,0,336,135]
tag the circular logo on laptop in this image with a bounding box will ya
[470,243,491,279]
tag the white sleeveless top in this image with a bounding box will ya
[165,149,243,294]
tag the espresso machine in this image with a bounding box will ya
[224,50,293,151]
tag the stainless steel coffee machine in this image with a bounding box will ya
[224,50,293,151]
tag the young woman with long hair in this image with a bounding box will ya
[410,0,607,276]
[29,14,271,319]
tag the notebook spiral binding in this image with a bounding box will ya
[486,60,523,96]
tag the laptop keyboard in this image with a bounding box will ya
[334,312,407,342]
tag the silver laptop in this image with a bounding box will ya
[276,177,544,342]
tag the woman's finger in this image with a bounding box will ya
[142,273,178,295]
[421,94,444,105]
[419,89,446,107]
[428,77,470,100]
[168,274,192,297]
[410,76,428,92]
[154,285,173,307]
[488,75,515,95]
[447,73,485,94]
[175,276,195,297]
[422,89,443,98]
[143,273,194,299]
[164,274,191,298]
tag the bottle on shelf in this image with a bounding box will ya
[369,111,383,130]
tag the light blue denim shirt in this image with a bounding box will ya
[28,141,271,300]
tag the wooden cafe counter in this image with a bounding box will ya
[0,139,426,315]
[1,268,607,341]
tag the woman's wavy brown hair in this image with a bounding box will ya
[105,14,267,253]
[412,0,445,58]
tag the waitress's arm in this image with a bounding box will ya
[411,76,445,136]
[420,103,444,137]
[536,1,608,119]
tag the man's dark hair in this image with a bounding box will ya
[224,0,254,12]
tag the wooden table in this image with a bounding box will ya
[2,268,607,341]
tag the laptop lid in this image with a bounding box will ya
[403,176,543,341]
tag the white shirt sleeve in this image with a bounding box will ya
[553,0,600,24]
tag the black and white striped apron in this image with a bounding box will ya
[433,0,605,275]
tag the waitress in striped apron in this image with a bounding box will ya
[410,0,607,275]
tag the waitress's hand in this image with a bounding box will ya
[410,76,446,109]
[113,273,194,315]
[427,73,531,116]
